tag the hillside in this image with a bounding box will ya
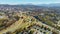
[0,12,59,34]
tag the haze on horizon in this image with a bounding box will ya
[0,0,60,5]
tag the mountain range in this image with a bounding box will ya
[0,3,60,9]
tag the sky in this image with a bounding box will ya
[0,0,60,5]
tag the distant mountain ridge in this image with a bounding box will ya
[0,3,60,8]
[38,3,60,8]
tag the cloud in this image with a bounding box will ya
[0,0,60,4]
